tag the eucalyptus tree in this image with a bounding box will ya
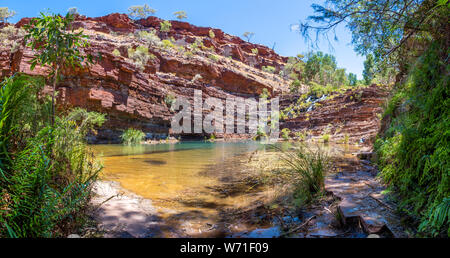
[242,32,255,42]
[0,7,16,23]
[128,4,156,20]
[173,11,187,21]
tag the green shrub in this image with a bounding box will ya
[295,131,306,141]
[209,29,215,39]
[112,49,121,57]
[290,79,301,93]
[276,144,329,205]
[208,54,219,62]
[281,128,291,140]
[161,39,176,49]
[322,134,330,143]
[262,65,276,74]
[0,75,105,237]
[164,94,176,110]
[136,29,161,46]
[128,45,155,71]
[160,20,172,32]
[121,128,146,145]
[251,48,258,55]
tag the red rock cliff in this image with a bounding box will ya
[0,14,290,143]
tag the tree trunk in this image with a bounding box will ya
[51,67,59,127]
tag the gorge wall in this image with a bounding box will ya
[0,13,387,145]
[0,13,290,143]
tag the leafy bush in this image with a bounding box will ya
[208,54,219,62]
[160,21,172,32]
[262,66,276,74]
[128,45,155,71]
[112,49,121,57]
[209,29,215,39]
[322,134,330,143]
[251,48,258,55]
[161,39,176,49]
[136,29,161,46]
[0,75,105,237]
[164,94,176,110]
[121,128,146,145]
[281,128,291,140]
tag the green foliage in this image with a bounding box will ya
[0,7,16,23]
[277,145,329,205]
[112,49,121,57]
[208,29,215,39]
[160,20,172,32]
[24,12,93,126]
[208,54,219,62]
[363,54,375,85]
[254,125,267,141]
[290,79,302,93]
[295,131,307,141]
[259,88,270,100]
[173,11,187,20]
[375,42,449,237]
[164,94,176,110]
[262,66,276,74]
[128,45,155,71]
[136,29,161,46]
[322,134,330,143]
[121,128,146,145]
[281,128,291,140]
[0,75,105,237]
[127,4,156,20]
[161,39,175,49]
[251,48,258,55]
[24,12,92,73]
[348,73,357,86]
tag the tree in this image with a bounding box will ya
[242,32,255,42]
[173,11,187,21]
[0,7,16,23]
[127,4,156,20]
[67,7,79,15]
[348,73,357,86]
[24,12,94,125]
[363,54,375,85]
[296,0,448,69]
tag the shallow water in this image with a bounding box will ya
[92,141,360,237]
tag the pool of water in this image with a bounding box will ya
[91,141,360,237]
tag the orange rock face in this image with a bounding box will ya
[0,14,290,143]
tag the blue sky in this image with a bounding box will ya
[2,0,365,78]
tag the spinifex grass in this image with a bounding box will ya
[272,144,330,206]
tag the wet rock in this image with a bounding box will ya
[67,234,81,238]
[367,234,381,238]
[357,152,374,161]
